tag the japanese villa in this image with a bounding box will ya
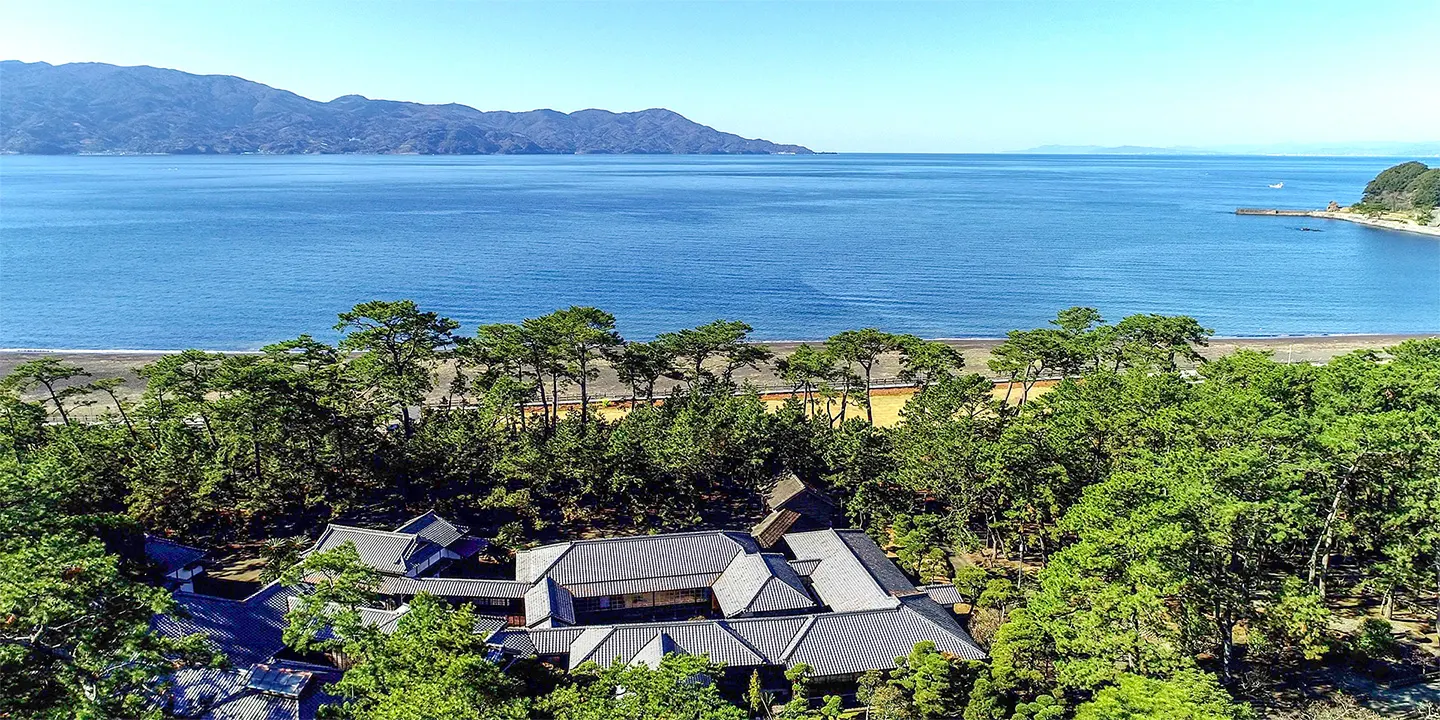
[147,477,983,719]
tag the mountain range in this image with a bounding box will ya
[0,60,813,156]
[1015,142,1440,157]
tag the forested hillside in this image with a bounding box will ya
[0,60,813,155]
[1359,161,1440,223]
[3,302,1438,719]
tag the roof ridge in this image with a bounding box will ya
[897,595,965,634]
[239,580,290,604]
[715,619,772,661]
[323,524,416,538]
[779,614,819,661]
[571,529,741,546]
[394,509,438,530]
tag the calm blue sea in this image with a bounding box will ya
[1,154,1437,349]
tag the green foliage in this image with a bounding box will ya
[1010,695,1064,720]
[541,654,746,720]
[1362,161,1434,210]
[1350,618,1398,660]
[0,452,218,718]
[1250,577,1333,663]
[890,641,980,719]
[280,541,382,653]
[0,357,93,425]
[326,594,527,720]
[962,670,1006,720]
[749,668,767,716]
[7,303,1440,716]
[891,514,955,582]
[336,299,459,435]
[1072,670,1252,720]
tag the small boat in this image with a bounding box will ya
[1268,182,1284,189]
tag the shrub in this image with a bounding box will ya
[1351,618,1398,660]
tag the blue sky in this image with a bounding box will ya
[3,0,1437,152]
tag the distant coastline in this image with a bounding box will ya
[1237,208,1440,237]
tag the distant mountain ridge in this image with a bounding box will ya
[1014,142,1440,157]
[0,60,813,155]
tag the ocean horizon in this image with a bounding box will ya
[2,153,1437,350]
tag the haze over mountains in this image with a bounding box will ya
[0,61,813,155]
[1017,142,1440,157]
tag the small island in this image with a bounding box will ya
[1238,160,1440,237]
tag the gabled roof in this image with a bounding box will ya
[917,583,963,606]
[788,559,822,577]
[514,531,760,598]
[765,474,837,512]
[784,529,911,612]
[752,509,802,549]
[491,598,986,676]
[394,511,465,547]
[144,535,208,575]
[155,662,340,720]
[525,577,576,628]
[378,576,528,600]
[712,553,816,617]
[565,620,766,670]
[306,513,484,577]
[151,582,298,667]
[783,596,986,676]
[630,632,681,668]
[308,525,434,576]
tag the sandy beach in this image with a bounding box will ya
[1306,211,1440,237]
[4,334,1434,413]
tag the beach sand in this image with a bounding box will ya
[4,334,1433,418]
[1306,211,1440,237]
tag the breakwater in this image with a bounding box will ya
[1236,208,1322,216]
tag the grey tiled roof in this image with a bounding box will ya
[495,599,985,676]
[725,615,812,658]
[473,615,510,637]
[525,577,576,628]
[524,626,587,655]
[917,583,963,606]
[784,596,986,676]
[788,559,821,577]
[631,632,680,668]
[144,535,208,575]
[395,511,464,547]
[562,574,724,599]
[155,663,340,720]
[306,513,482,577]
[834,529,917,594]
[712,552,816,617]
[784,530,903,612]
[487,628,538,656]
[566,622,766,669]
[378,576,528,600]
[152,582,298,667]
[515,531,759,592]
[308,526,428,576]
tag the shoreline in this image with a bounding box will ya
[1307,211,1440,237]
[3,332,1436,356]
[5,334,1435,408]
[1237,208,1440,237]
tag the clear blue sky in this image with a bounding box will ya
[3,0,1436,152]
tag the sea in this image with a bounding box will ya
[1,154,1437,350]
